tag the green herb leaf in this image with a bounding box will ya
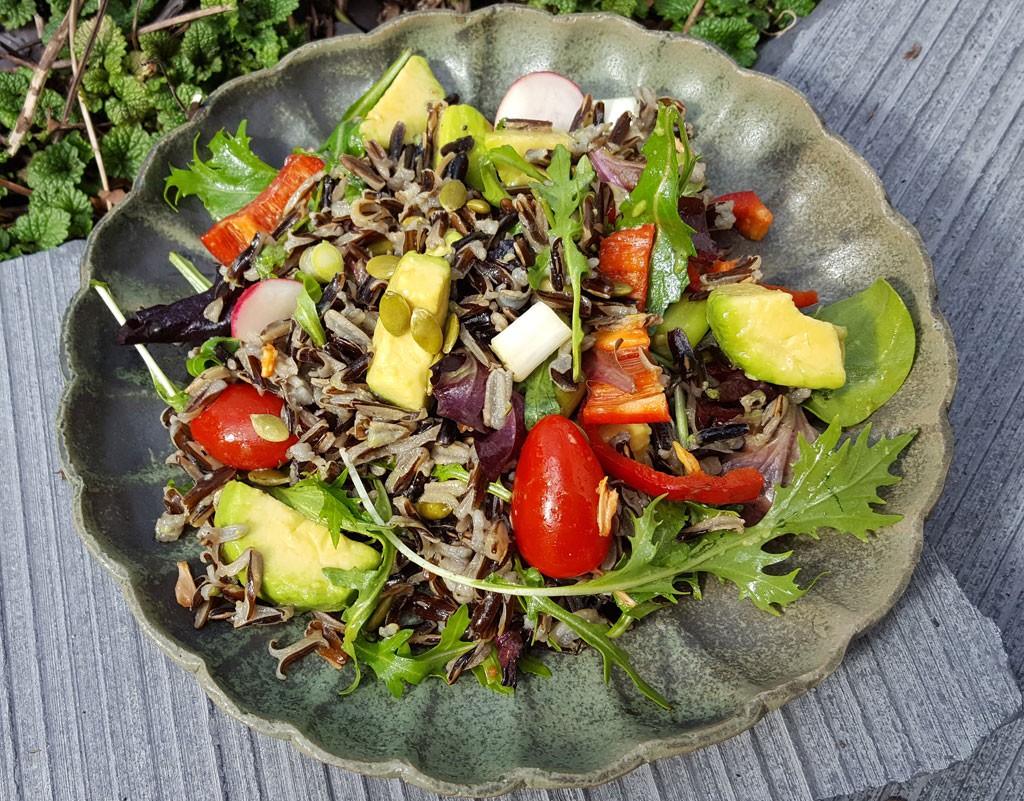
[352,605,475,698]
[752,419,916,543]
[521,355,562,429]
[293,271,327,346]
[270,474,387,548]
[186,336,240,377]
[522,589,671,709]
[529,146,595,381]
[323,536,396,694]
[164,120,277,220]
[618,103,697,317]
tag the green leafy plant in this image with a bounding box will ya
[1,0,819,263]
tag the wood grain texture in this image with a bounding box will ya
[2,0,1024,797]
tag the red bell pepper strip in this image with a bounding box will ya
[580,318,670,426]
[597,223,655,310]
[760,283,819,309]
[583,426,765,504]
[714,191,773,241]
[201,153,325,265]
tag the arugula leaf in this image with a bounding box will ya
[323,536,396,694]
[522,589,671,709]
[321,49,412,161]
[618,103,697,317]
[293,272,327,347]
[164,120,277,220]
[352,605,475,698]
[186,336,240,377]
[529,146,596,381]
[488,144,549,183]
[270,474,387,548]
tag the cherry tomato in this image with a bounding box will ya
[511,415,610,579]
[189,383,297,470]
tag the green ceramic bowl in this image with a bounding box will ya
[58,7,956,796]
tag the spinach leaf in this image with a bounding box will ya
[805,278,916,426]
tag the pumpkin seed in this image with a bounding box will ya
[379,291,412,336]
[442,314,460,354]
[366,254,400,280]
[439,179,468,211]
[466,198,491,215]
[250,414,290,442]
[416,501,451,521]
[410,308,443,354]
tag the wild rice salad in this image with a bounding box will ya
[105,52,916,707]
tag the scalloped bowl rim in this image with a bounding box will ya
[57,7,956,796]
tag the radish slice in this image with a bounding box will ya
[230,278,304,342]
[599,96,639,122]
[494,71,585,132]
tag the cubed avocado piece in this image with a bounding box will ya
[483,129,573,187]
[651,296,710,359]
[435,104,493,191]
[707,283,846,389]
[215,481,380,612]
[360,55,446,147]
[366,252,451,410]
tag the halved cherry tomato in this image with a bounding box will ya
[189,383,297,470]
[511,415,610,579]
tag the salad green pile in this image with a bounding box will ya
[99,50,914,709]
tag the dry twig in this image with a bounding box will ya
[6,9,72,157]
[682,0,705,34]
[137,5,234,36]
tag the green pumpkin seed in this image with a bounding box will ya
[250,414,290,443]
[379,291,412,336]
[466,198,491,215]
[416,501,451,521]
[366,254,400,280]
[411,308,443,354]
[439,179,468,211]
[442,313,459,354]
[612,281,636,297]
[247,468,291,486]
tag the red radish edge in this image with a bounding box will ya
[230,279,304,342]
[494,71,585,132]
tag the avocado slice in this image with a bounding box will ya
[651,296,710,359]
[366,252,451,410]
[360,55,446,147]
[483,129,573,187]
[215,481,380,611]
[435,104,493,191]
[707,283,846,389]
